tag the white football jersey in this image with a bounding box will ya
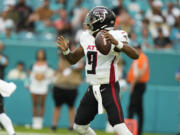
[80,29,129,85]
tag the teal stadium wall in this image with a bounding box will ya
[2,40,180,134]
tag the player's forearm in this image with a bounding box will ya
[62,45,85,65]
[64,52,80,65]
[122,45,139,59]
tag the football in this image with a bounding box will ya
[95,31,111,55]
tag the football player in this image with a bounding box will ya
[57,6,139,135]
[0,79,16,135]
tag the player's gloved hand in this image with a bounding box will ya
[102,30,118,45]
[57,36,70,55]
[0,80,16,97]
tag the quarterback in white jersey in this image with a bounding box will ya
[81,29,128,85]
[57,6,139,135]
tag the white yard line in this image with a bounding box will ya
[0,131,76,135]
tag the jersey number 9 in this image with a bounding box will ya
[87,51,97,74]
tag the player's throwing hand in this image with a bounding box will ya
[102,30,129,46]
[57,36,69,51]
[102,30,118,45]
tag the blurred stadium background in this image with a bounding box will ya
[0,0,179,135]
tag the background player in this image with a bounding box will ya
[0,79,16,135]
[127,43,150,135]
[57,6,139,135]
[0,42,16,135]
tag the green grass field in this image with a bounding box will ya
[0,126,173,135]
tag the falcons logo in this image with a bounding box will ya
[93,9,108,22]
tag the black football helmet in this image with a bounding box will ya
[84,6,116,35]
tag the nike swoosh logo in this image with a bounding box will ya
[100,88,106,92]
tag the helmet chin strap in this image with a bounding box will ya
[104,27,114,31]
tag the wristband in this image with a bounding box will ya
[116,41,124,49]
[63,48,70,55]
